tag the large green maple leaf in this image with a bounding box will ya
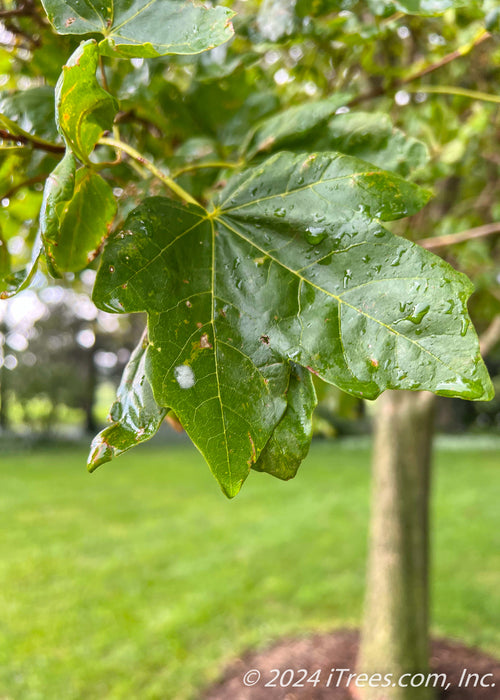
[91,151,493,496]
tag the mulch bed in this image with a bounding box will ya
[203,630,500,700]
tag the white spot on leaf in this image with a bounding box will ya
[174,365,195,389]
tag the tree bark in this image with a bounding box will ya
[357,390,436,700]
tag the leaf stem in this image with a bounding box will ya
[99,137,199,206]
[406,84,500,104]
[171,160,242,178]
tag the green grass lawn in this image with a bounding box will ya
[0,438,498,699]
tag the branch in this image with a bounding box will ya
[171,160,242,178]
[0,7,32,17]
[403,29,491,84]
[0,0,44,25]
[480,315,500,358]
[0,129,65,154]
[418,223,500,250]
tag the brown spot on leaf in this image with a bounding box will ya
[65,16,76,26]
[247,432,256,466]
[258,135,275,152]
[200,333,212,349]
[260,334,270,345]
[301,154,317,169]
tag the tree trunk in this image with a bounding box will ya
[357,390,436,700]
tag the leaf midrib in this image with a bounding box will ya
[209,217,233,492]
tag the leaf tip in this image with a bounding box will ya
[87,433,115,471]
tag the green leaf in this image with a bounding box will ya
[243,104,428,177]
[56,40,118,163]
[40,151,116,275]
[0,86,58,143]
[0,236,43,299]
[392,0,472,14]
[88,333,168,471]
[242,94,352,160]
[252,364,317,481]
[93,151,492,496]
[316,111,429,177]
[41,0,235,58]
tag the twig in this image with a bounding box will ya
[0,0,44,26]
[418,223,500,249]
[480,315,500,357]
[402,29,490,84]
[171,160,241,178]
[0,129,65,154]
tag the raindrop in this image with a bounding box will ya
[343,269,352,288]
[444,300,454,314]
[405,304,430,325]
[305,226,327,244]
[391,250,404,267]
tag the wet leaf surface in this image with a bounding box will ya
[56,40,117,163]
[88,334,168,470]
[92,151,492,496]
[242,94,352,161]
[40,151,116,275]
[252,363,317,481]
